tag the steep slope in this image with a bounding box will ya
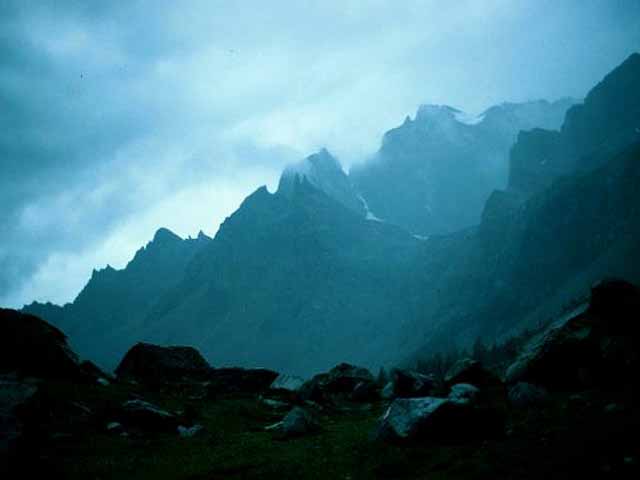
[509,53,640,195]
[133,178,420,375]
[24,228,211,369]
[350,99,575,236]
[405,55,640,361]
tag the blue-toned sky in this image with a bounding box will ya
[1,0,639,307]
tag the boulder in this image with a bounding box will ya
[505,279,640,389]
[373,394,501,443]
[115,343,212,383]
[207,368,279,396]
[325,363,375,393]
[445,358,501,389]
[351,380,380,402]
[0,309,83,380]
[117,399,180,433]
[298,363,376,404]
[505,311,594,388]
[373,397,448,442]
[266,406,320,438]
[178,424,204,438]
[507,382,549,409]
[270,374,305,393]
[391,368,437,398]
[448,384,480,405]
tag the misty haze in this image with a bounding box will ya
[1,1,640,478]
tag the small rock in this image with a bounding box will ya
[178,424,204,438]
[117,399,180,433]
[449,384,480,405]
[261,397,289,409]
[106,421,123,433]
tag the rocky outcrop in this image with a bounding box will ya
[298,363,378,404]
[444,359,501,389]
[505,279,640,389]
[372,390,500,443]
[23,228,212,372]
[388,368,437,398]
[507,53,640,197]
[0,309,83,380]
[278,149,365,215]
[350,99,575,236]
[270,374,305,393]
[115,343,212,383]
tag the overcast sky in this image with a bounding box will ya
[1,0,639,308]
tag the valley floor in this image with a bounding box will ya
[7,378,638,479]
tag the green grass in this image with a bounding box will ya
[12,380,640,479]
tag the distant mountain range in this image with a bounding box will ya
[350,98,576,235]
[24,53,640,376]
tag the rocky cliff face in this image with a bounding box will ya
[277,149,365,216]
[24,228,211,369]
[21,55,640,379]
[508,53,640,196]
[350,99,575,236]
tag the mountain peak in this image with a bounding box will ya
[152,227,182,244]
[277,150,364,215]
[415,104,460,122]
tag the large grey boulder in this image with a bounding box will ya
[299,363,376,404]
[116,343,212,383]
[270,374,305,393]
[373,391,500,443]
[373,397,449,442]
[266,406,321,438]
[448,384,480,405]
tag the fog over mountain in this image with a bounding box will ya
[2,0,639,307]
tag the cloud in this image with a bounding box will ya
[1,0,638,307]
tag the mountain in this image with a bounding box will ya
[404,53,640,361]
[123,176,420,375]
[349,99,576,236]
[509,53,640,196]
[26,161,420,375]
[277,148,365,216]
[24,228,211,369]
[22,54,639,378]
